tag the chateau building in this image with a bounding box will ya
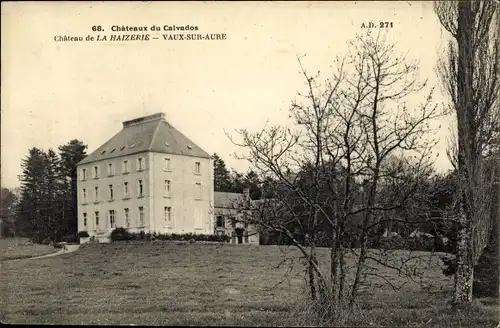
[77,113,214,242]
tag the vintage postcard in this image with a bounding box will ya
[1,1,499,326]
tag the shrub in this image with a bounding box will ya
[62,233,79,243]
[473,223,499,297]
[110,227,131,242]
[407,237,436,252]
[441,254,456,276]
[78,231,90,238]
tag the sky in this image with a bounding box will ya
[1,1,454,189]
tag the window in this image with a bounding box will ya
[138,180,143,197]
[137,157,144,171]
[123,182,129,198]
[139,206,144,227]
[82,188,87,203]
[164,180,171,197]
[124,208,130,228]
[164,206,172,225]
[94,186,99,202]
[216,215,225,228]
[195,162,201,174]
[164,157,172,171]
[83,213,87,228]
[123,160,129,174]
[109,210,116,229]
[107,163,114,176]
[82,168,87,180]
[95,211,100,227]
[93,166,99,178]
[109,184,114,200]
[195,183,202,200]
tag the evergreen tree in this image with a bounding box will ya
[230,169,245,193]
[243,170,262,200]
[213,153,233,192]
[1,187,17,237]
[43,148,64,240]
[58,140,87,235]
[17,148,48,239]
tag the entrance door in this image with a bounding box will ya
[235,228,244,244]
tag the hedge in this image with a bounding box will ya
[110,227,231,243]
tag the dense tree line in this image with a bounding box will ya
[3,140,87,242]
[213,152,275,200]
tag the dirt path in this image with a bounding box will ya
[5,244,82,262]
[28,244,81,259]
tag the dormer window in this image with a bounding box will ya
[187,144,192,149]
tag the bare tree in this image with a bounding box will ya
[434,0,499,305]
[229,31,444,319]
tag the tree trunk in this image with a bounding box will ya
[453,208,474,303]
[330,228,340,313]
[308,254,317,300]
[453,0,476,305]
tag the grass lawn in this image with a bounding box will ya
[0,242,498,326]
[0,237,58,261]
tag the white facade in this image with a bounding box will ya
[77,153,213,240]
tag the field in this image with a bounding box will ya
[0,238,58,261]
[0,242,498,326]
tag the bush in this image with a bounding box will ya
[441,254,456,276]
[78,231,90,238]
[367,235,437,252]
[407,237,436,252]
[110,227,131,242]
[62,233,79,243]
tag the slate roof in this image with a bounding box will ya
[214,192,245,209]
[78,112,211,165]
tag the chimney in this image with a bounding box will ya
[123,112,165,128]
